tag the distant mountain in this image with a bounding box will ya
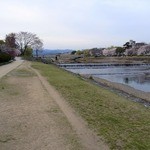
[33,49,73,56]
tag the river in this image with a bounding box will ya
[59,63,150,92]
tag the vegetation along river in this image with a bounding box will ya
[59,63,150,92]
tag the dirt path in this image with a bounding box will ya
[0,57,24,78]
[0,61,109,150]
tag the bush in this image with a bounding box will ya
[24,47,33,57]
[71,50,76,55]
[0,52,12,63]
[89,75,93,80]
[116,47,125,56]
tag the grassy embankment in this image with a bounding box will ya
[32,62,150,150]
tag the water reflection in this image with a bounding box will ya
[63,64,150,92]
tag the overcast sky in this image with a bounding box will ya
[0,0,150,49]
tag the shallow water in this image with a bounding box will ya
[61,64,150,92]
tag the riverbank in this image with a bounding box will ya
[82,75,150,105]
[57,55,150,64]
[77,56,150,64]
[32,62,150,150]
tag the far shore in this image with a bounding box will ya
[56,55,150,64]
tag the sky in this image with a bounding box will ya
[0,0,150,49]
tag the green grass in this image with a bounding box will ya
[32,62,150,150]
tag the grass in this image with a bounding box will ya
[0,68,35,98]
[9,68,36,77]
[0,77,19,97]
[32,62,150,150]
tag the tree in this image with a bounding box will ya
[71,50,76,55]
[4,33,20,58]
[24,47,33,57]
[0,45,20,62]
[115,47,125,56]
[0,34,21,62]
[76,50,83,55]
[15,32,43,55]
[0,40,5,45]
[6,48,21,58]
[32,39,43,57]
[5,33,17,48]
[83,49,90,57]
[0,40,5,52]
[0,52,12,63]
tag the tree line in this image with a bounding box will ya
[0,32,43,63]
[71,40,150,57]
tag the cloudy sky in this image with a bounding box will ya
[0,0,150,49]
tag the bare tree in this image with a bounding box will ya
[32,38,43,57]
[15,32,43,55]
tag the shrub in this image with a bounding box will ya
[89,75,93,80]
[0,52,12,63]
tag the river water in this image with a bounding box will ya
[59,63,150,92]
